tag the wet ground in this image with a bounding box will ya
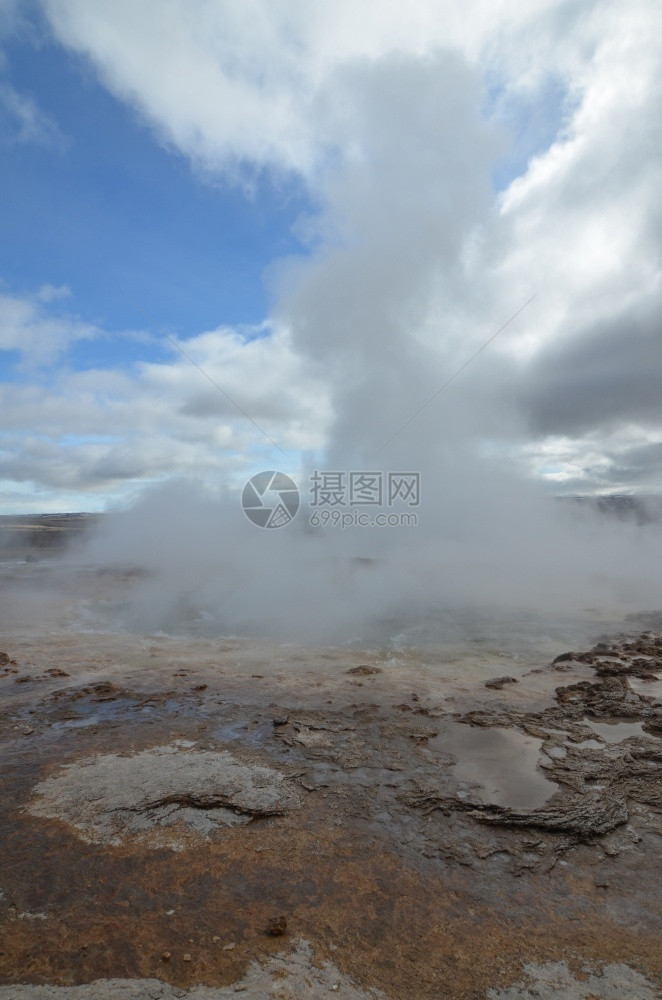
[0,563,661,998]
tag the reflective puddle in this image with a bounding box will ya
[436,722,558,810]
[584,719,650,743]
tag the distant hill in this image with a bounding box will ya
[558,494,662,525]
[0,513,100,560]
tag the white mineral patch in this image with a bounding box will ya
[488,960,658,999]
[27,743,300,848]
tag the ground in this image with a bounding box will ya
[0,565,660,998]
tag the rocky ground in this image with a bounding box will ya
[0,622,661,999]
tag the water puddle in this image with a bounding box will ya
[436,722,557,810]
[584,719,649,743]
[45,694,142,730]
[568,739,604,750]
[629,676,662,700]
[215,718,275,747]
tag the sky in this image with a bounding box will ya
[0,0,661,513]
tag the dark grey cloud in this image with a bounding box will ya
[596,441,662,490]
[519,296,662,438]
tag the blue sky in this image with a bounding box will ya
[0,20,311,366]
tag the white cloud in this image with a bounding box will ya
[39,0,605,179]
[0,297,330,508]
[0,286,97,365]
[0,82,67,148]
[493,1,662,357]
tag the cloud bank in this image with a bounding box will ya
[0,0,655,502]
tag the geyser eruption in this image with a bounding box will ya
[77,43,662,647]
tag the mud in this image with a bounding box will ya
[1,596,661,998]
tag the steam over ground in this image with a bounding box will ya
[80,474,662,645]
